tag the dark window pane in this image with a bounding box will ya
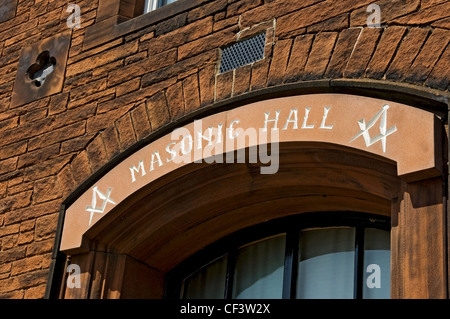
[232,234,286,299]
[363,228,390,299]
[182,254,228,299]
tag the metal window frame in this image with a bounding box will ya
[164,211,390,300]
[144,0,177,13]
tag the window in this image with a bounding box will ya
[166,213,391,299]
[144,0,179,13]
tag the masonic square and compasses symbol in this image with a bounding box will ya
[349,104,397,153]
[85,186,116,226]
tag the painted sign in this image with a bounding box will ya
[60,94,441,253]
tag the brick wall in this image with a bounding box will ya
[0,0,449,299]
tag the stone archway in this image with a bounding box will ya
[48,90,447,299]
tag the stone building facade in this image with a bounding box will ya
[0,0,449,299]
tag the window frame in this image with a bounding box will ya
[144,0,178,14]
[164,211,391,299]
[85,0,208,51]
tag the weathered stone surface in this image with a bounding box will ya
[350,0,420,26]
[70,78,107,102]
[35,213,59,241]
[33,176,61,204]
[188,0,227,23]
[183,74,201,113]
[250,59,270,91]
[385,28,429,81]
[199,65,216,106]
[166,82,185,120]
[277,0,373,37]
[0,269,48,294]
[147,17,213,56]
[23,284,46,299]
[0,223,19,237]
[233,64,252,96]
[154,12,187,37]
[422,0,448,8]
[25,238,54,257]
[303,32,338,80]
[22,154,72,183]
[344,27,382,78]
[61,134,96,155]
[18,144,60,169]
[146,91,170,131]
[240,0,322,29]
[284,34,314,83]
[178,25,237,61]
[11,254,43,277]
[0,1,17,23]
[392,1,450,24]
[308,13,349,33]
[70,150,93,186]
[66,41,138,77]
[432,17,450,29]
[57,164,76,199]
[0,247,26,265]
[405,28,450,83]
[141,52,216,88]
[86,134,109,173]
[0,141,28,161]
[87,103,134,132]
[0,191,31,214]
[227,0,262,17]
[108,49,177,87]
[215,70,233,101]
[116,78,141,97]
[325,28,361,78]
[130,102,152,141]
[115,113,137,151]
[267,39,292,86]
[425,44,450,89]
[28,122,86,152]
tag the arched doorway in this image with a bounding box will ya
[47,87,447,299]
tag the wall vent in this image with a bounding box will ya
[219,32,266,73]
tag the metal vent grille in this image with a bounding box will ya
[219,32,266,73]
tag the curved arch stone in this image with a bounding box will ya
[59,92,442,254]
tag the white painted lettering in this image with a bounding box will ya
[319,107,333,129]
[150,151,163,171]
[228,119,240,139]
[263,111,280,132]
[166,142,177,162]
[283,109,298,130]
[130,160,146,183]
[180,135,193,155]
[302,107,314,129]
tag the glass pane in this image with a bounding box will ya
[183,254,227,299]
[232,234,286,299]
[161,0,178,6]
[297,227,355,299]
[363,228,390,299]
